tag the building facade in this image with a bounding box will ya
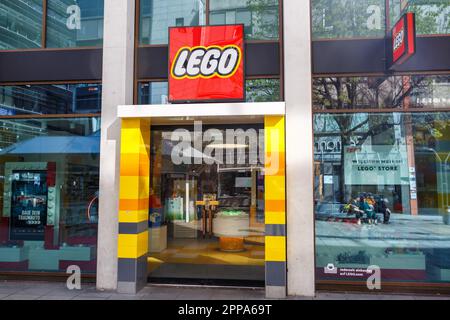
[0,0,449,298]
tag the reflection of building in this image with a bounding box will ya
[0,84,101,115]
[46,0,104,47]
[140,0,205,44]
[0,0,43,49]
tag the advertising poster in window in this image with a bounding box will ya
[9,171,48,241]
[344,145,409,185]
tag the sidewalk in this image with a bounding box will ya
[0,281,449,300]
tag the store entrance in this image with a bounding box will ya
[147,124,265,286]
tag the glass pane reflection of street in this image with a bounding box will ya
[314,112,450,283]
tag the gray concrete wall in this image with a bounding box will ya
[283,0,316,297]
[96,0,136,291]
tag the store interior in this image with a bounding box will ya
[0,118,100,273]
[147,124,266,284]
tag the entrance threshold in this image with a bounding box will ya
[147,279,264,290]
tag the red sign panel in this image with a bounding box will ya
[169,25,245,103]
[392,12,416,65]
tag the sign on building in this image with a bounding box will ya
[344,145,409,186]
[168,25,245,103]
[391,12,416,66]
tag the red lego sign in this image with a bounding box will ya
[168,25,245,103]
[392,12,416,65]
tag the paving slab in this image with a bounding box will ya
[0,281,449,300]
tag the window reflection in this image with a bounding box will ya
[138,80,281,105]
[0,84,102,115]
[311,0,385,39]
[0,117,100,274]
[390,0,450,35]
[314,112,450,284]
[139,0,206,45]
[46,0,104,48]
[209,0,279,40]
[0,0,43,49]
[313,75,450,110]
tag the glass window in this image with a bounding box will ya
[314,112,450,285]
[139,0,206,45]
[138,79,281,104]
[313,75,450,111]
[246,79,281,102]
[390,0,450,35]
[209,0,279,40]
[311,0,386,39]
[0,0,43,50]
[0,117,100,274]
[148,124,265,283]
[0,84,102,115]
[138,82,169,105]
[46,0,104,48]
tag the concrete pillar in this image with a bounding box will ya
[97,0,136,291]
[283,0,316,297]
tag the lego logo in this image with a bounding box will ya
[171,45,242,79]
[393,29,404,51]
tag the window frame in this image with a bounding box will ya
[0,0,105,52]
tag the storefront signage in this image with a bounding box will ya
[344,145,409,185]
[9,170,48,241]
[391,12,416,66]
[168,25,245,103]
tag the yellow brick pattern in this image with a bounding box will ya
[264,116,286,263]
[118,118,151,259]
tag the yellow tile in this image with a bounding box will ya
[265,116,285,153]
[119,176,150,199]
[265,236,286,262]
[122,118,151,129]
[121,130,150,155]
[265,211,286,225]
[265,176,286,200]
[117,232,149,259]
[118,209,148,223]
[120,153,150,176]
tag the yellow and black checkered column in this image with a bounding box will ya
[117,118,150,294]
[264,115,286,297]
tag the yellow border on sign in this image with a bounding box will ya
[170,44,243,80]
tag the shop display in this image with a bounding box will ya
[165,197,184,221]
[0,161,98,272]
[213,210,249,252]
[148,126,265,282]
[148,225,167,253]
[10,170,48,241]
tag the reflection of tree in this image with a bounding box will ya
[312,0,385,39]
[407,1,450,35]
[246,0,279,40]
[246,79,280,102]
[313,75,416,202]
[312,76,432,110]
